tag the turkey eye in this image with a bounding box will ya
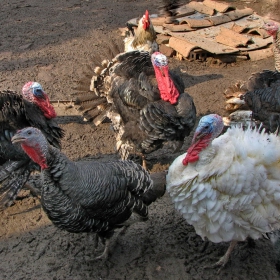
[204,126,209,130]
[27,131,32,135]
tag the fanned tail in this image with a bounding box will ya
[224,82,247,112]
[72,37,125,124]
[0,160,33,211]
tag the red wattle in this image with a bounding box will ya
[35,94,57,119]
[154,65,179,104]
[182,134,211,166]
[21,144,48,169]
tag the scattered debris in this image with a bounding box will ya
[125,0,278,62]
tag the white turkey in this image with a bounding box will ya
[166,114,280,272]
[224,21,280,132]
[11,126,166,259]
[74,50,196,168]
[0,82,64,210]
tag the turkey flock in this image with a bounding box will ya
[1,0,280,275]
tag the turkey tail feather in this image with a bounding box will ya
[0,160,32,210]
[142,171,166,205]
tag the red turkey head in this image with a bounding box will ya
[142,10,150,30]
[262,21,279,39]
[11,127,49,170]
[182,114,224,166]
[22,82,57,119]
[151,52,179,104]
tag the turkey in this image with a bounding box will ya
[166,114,280,273]
[75,51,196,168]
[11,126,166,260]
[224,21,280,132]
[0,82,64,210]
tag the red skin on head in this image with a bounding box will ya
[264,22,279,39]
[142,10,150,30]
[182,134,212,165]
[22,82,57,119]
[182,114,224,166]
[34,94,57,119]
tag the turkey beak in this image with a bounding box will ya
[11,134,25,144]
[191,131,204,144]
[34,89,46,99]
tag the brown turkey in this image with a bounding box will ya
[224,21,280,132]
[74,50,196,168]
[0,82,64,210]
[11,126,166,260]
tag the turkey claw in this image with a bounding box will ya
[94,247,109,261]
[204,253,230,274]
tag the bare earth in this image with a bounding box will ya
[0,0,280,279]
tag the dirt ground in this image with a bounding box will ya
[0,0,280,279]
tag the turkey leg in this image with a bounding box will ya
[205,240,238,274]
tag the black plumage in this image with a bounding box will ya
[225,70,280,132]
[224,22,280,132]
[11,127,166,259]
[0,87,64,210]
[241,71,280,132]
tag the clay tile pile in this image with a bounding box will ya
[126,0,278,62]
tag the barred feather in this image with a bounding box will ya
[12,127,165,241]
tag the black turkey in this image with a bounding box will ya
[224,21,280,132]
[74,50,196,168]
[12,126,166,259]
[0,82,64,210]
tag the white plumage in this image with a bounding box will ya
[166,114,280,270]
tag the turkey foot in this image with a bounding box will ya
[94,227,128,260]
[204,240,237,274]
[94,238,110,260]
